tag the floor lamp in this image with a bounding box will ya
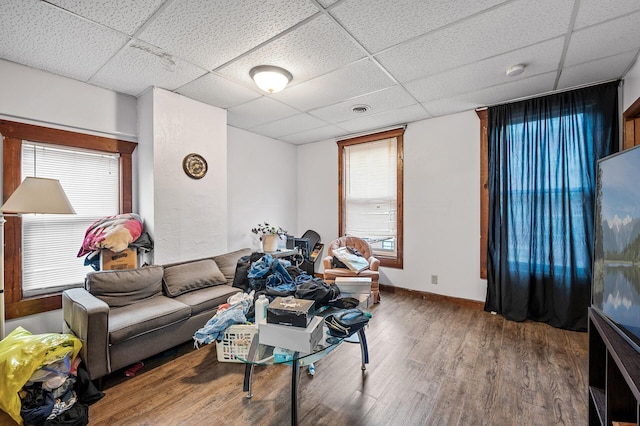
[0,177,75,340]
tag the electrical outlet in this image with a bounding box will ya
[431,275,438,285]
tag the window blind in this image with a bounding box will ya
[21,142,120,296]
[344,137,397,255]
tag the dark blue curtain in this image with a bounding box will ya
[485,81,619,330]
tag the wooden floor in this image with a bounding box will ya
[0,291,589,426]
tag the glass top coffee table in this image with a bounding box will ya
[233,324,369,426]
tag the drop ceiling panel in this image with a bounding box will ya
[227,97,299,129]
[272,59,396,111]
[574,0,640,30]
[558,51,636,90]
[249,113,328,138]
[46,0,164,35]
[217,14,365,88]
[0,1,128,82]
[309,85,417,123]
[330,0,507,54]
[90,41,207,96]
[423,72,556,117]
[376,0,573,83]
[138,0,319,70]
[176,74,261,109]
[280,124,349,145]
[405,37,564,103]
[564,12,640,67]
[338,104,429,133]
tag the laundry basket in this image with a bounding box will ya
[216,324,258,363]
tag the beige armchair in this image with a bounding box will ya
[323,236,380,303]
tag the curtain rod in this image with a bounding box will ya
[475,78,621,112]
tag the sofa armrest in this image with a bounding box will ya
[322,255,333,270]
[368,256,380,271]
[62,288,110,380]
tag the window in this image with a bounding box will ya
[338,128,404,268]
[21,143,120,297]
[1,120,136,319]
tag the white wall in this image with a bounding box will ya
[1,60,137,335]
[0,59,137,140]
[297,111,487,302]
[141,88,228,264]
[623,57,640,111]
[227,126,298,252]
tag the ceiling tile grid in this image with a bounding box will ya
[404,37,565,104]
[573,0,640,30]
[308,85,417,123]
[176,73,262,110]
[0,0,128,82]
[271,58,396,111]
[217,14,365,89]
[564,11,640,67]
[423,72,557,117]
[137,0,319,71]
[375,0,574,84]
[329,0,508,54]
[227,96,300,129]
[46,0,164,35]
[2,0,640,144]
[248,113,329,139]
[90,40,208,96]
[557,50,638,90]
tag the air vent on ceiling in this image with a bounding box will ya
[351,104,370,113]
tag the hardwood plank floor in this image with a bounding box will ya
[0,291,588,425]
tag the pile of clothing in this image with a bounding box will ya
[0,327,103,426]
[192,252,348,347]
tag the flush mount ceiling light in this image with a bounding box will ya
[506,64,526,77]
[250,65,293,94]
[351,104,370,113]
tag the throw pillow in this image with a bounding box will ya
[163,259,226,297]
[86,265,163,307]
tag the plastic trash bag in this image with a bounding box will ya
[0,327,81,425]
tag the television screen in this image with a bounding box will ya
[593,144,640,351]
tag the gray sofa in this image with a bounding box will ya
[62,248,252,381]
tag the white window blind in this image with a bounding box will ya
[21,142,120,296]
[344,137,398,256]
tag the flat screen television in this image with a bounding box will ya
[593,144,640,352]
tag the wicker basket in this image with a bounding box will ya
[216,324,258,363]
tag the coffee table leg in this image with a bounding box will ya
[244,363,255,398]
[291,353,300,426]
[358,329,369,370]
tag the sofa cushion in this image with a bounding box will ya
[212,248,253,283]
[108,296,191,344]
[162,259,226,297]
[86,266,164,307]
[174,285,241,316]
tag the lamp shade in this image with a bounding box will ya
[250,65,292,93]
[1,177,76,214]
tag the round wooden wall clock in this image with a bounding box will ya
[182,153,208,179]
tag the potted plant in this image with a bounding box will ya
[251,222,287,252]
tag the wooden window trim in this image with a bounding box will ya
[623,96,640,150]
[0,120,136,319]
[337,128,404,269]
[477,109,488,279]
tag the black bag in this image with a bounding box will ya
[324,308,369,337]
[295,278,340,307]
[232,252,264,290]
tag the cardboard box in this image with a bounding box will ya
[259,316,324,353]
[267,297,315,328]
[101,248,138,271]
[335,277,372,295]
